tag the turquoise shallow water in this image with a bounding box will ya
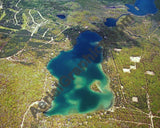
[44,31,113,116]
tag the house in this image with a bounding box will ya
[0,2,3,9]
[108,106,115,112]
[123,68,131,73]
[145,71,155,76]
[130,56,141,63]
[130,65,136,70]
[132,97,138,102]
[114,48,122,52]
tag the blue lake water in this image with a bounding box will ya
[104,14,129,27]
[104,0,158,27]
[125,0,158,16]
[104,18,118,27]
[44,31,113,116]
[56,15,66,19]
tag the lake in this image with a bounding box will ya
[56,14,66,19]
[125,0,158,16]
[44,30,114,116]
[104,0,158,27]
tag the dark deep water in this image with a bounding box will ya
[44,31,113,116]
[104,18,118,27]
[56,15,66,19]
[104,14,129,27]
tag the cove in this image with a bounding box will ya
[104,14,129,27]
[44,30,113,116]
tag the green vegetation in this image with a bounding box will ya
[0,30,30,58]
[28,42,52,49]
[21,13,27,30]
[0,59,48,127]
[0,11,6,21]
[0,25,18,31]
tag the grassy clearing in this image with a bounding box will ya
[0,11,6,21]
[21,13,28,30]
[0,26,18,31]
